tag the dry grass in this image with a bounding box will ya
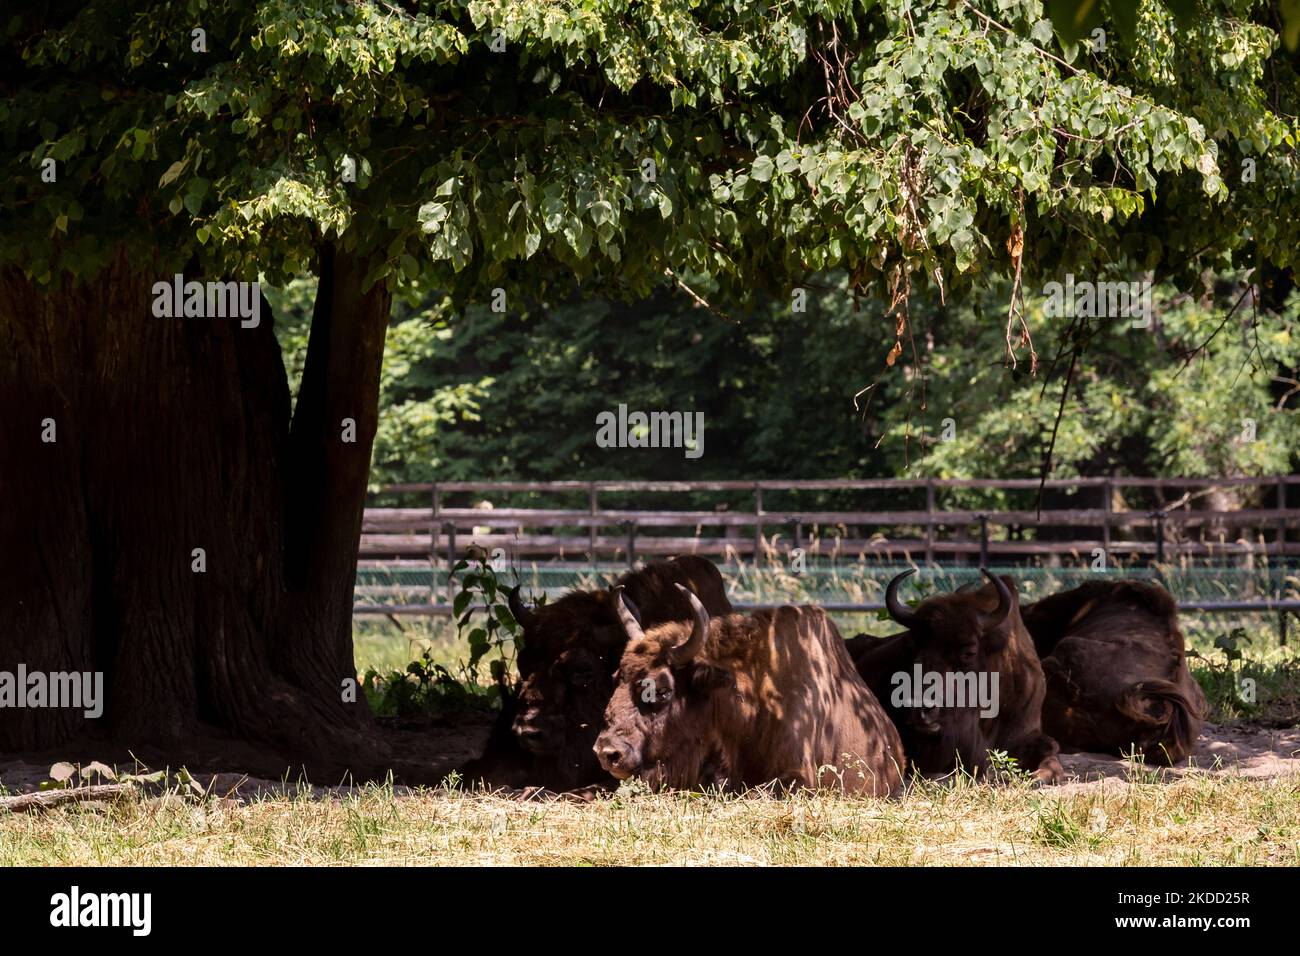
[2,770,1297,867]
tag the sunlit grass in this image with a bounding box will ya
[2,771,1296,866]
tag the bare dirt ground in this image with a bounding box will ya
[1053,723,1300,796]
[1,721,1297,803]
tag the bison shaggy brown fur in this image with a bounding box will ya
[847,570,1062,783]
[1021,579,1205,764]
[459,556,732,792]
[595,588,905,795]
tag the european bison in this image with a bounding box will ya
[847,569,1062,783]
[594,586,905,795]
[459,556,732,791]
[1021,579,1205,764]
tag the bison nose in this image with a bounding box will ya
[512,713,560,755]
[594,735,638,779]
[912,707,943,736]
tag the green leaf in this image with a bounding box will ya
[493,603,517,630]
[79,761,117,781]
[158,159,188,188]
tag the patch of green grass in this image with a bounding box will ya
[362,649,500,719]
[353,616,460,675]
[1193,655,1300,727]
[1031,799,1103,850]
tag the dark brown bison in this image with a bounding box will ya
[594,587,905,795]
[459,556,732,792]
[1021,579,1205,764]
[846,570,1062,783]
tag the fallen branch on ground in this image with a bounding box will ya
[0,783,137,814]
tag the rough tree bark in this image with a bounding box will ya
[0,243,397,780]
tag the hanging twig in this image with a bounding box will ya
[664,268,738,325]
[1035,313,1087,515]
[1175,281,1253,378]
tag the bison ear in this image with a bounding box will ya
[981,623,1013,653]
[980,608,1016,652]
[685,662,734,694]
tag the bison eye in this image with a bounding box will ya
[635,678,672,711]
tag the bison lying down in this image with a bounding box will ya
[595,586,905,795]
[847,570,1062,783]
[1021,579,1205,764]
[460,556,732,791]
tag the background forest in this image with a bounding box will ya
[268,274,1300,488]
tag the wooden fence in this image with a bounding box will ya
[359,476,1300,568]
[354,476,1300,638]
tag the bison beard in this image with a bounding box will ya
[848,569,1062,783]
[458,556,732,792]
[595,586,905,795]
[1021,580,1205,764]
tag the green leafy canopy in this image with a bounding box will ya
[5,0,1299,306]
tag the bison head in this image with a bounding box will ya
[507,587,626,769]
[881,568,1017,774]
[594,584,734,789]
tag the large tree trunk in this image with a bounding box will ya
[0,245,397,779]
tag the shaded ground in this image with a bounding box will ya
[0,711,497,802]
[1,719,1296,803]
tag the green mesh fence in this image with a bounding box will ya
[355,560,1300,655]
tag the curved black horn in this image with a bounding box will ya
[507,586,535,629]
[609,584,643,627]
[979,568,1013,629]
[614,587,646,642]
[668,584,710,664]
[884,569,920,629]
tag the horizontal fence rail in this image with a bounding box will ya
[352,600,1300,615]
[359,475,1300,563]
[353,476,1300,641]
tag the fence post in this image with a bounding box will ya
[925,479,935,567]
[624,520,637,571]
[1280,610,1289,647]
[791,517,803,555]
[753,483,763,565]
[589,482,598,563]
[1102,477,1112,556]
[978,514,989,568]
[430,482,440,622]
[444,521,457,605]
[1151,510,1166,569]
[1278,477,1287,562]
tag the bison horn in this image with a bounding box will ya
[507,586,535,629]
[668,583,710,664]
[978,568,1014,630]
[614,587,646,642]
[617,589,644,627]
[884,568,920,629]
